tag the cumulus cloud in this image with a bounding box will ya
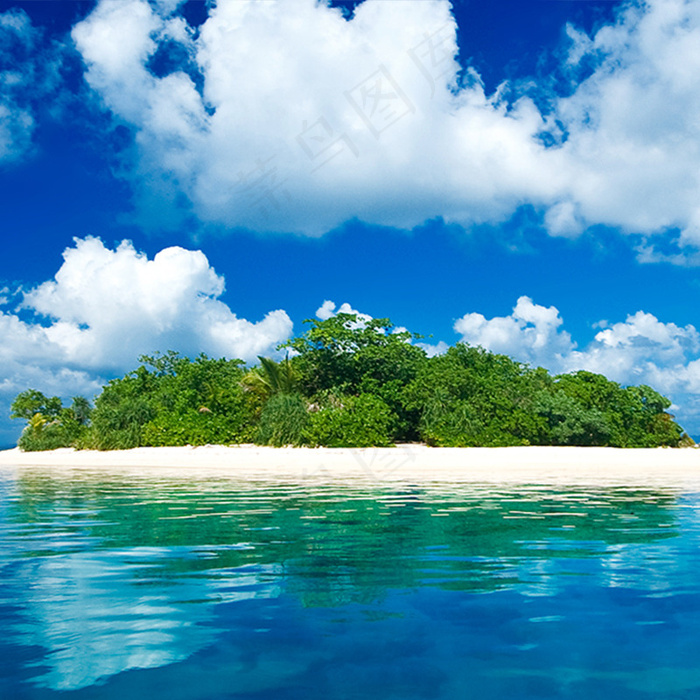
[570,312,700,381]
[22,237,293,368]
[71,0,563,235]
[415,340,450,358]
[550,0,700,250]
[67,0,700,261]
[454,297,575,368]
[454,296,700,433]
[0,238,292,444]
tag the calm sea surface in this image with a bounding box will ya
[1,467,700,699]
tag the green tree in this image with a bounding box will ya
[551,371,686,447]
[404,344,549,446]
[284,314,422,395]
[11,390,63,421]
[284,313,427,441]
[70,396,93,426]
[11,390,92,451]
[135,353,254,448]
[535,390,611,446]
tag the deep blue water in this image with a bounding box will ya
[1,468,700,699]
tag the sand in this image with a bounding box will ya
[1,444,700,488]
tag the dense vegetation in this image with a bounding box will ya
[10,313,693,450]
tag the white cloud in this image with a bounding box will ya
[549,0,700,249]
[0,9,66,164]
[67,0,700,261]
[315,300,341,321]
[22,237,293,368]
[454,296,575,368]
[0,102,33,163]
[0,238,293,444]
[71,0,563,235]
[454,297,700,434]
[543,201,586,239]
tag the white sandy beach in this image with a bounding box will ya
[1,444,700,488]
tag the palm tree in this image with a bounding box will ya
[241,356,298,400]
[28,413,47,433]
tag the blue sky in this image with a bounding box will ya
[2,0,700,444]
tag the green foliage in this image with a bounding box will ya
[142,353,255,446]
[551,372,685,447]
[13,392,92,451]
[286,314,416,356]
[419,397,482,447]
[11,390,63,421]
[284,314,422,397]
[256,393,309,447]
[404,345,549,446]
[70,396,93,425]
[86,362,158,449]
[534,390,611,446]
[90,389,155,450]
[241,355,299,405]
[143,410,251,447]
[303,393,395,448]
[19,423,67,452]
[284,314,427,441]
[88,353,254,449]
[10,318,691,450]
[354,341,427,441]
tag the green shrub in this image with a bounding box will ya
[143,410,254,446]
[303,393,395,447]
[256,393,309,447]
[90,395,155,450]
[535,391,611,446]
[419,398,480,447]
[18,419,83,452]
[418,398,529,447]
[14,396,92,452]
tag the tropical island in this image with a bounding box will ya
[9,314,694,452]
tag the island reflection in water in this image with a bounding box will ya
[1,467,700,698]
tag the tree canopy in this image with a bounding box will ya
[10,314,694,451]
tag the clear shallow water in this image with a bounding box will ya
[1,468,700,699]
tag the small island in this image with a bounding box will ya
[8,314,694,453]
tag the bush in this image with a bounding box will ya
[419,398,480,447]
[18,418,83,452]
[535,391,611,446]
[303,394,395,447]
[14,397,92,452]
[90,395,155,450]
[418,398,530,447]
[256,393,309,447]
[143,410,254,446]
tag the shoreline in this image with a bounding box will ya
[1,444,700,487]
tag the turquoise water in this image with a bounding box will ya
[1,468,700,698]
